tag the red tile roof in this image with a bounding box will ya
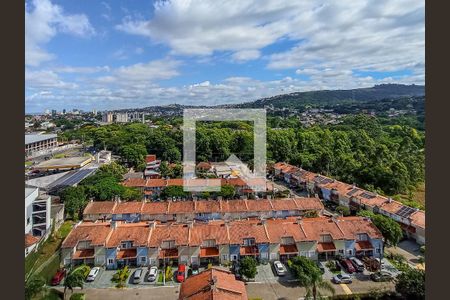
[141,201,168,214]
[200,247,219,257]
[62,222,111,248]
[113,201,144,214]
[146,179,167,188]
[190,223,229,246]
[228,221,269,244]
[317,242,336,252]
[410,210,425,229]
[122,178,146,187]
[169,201,195,213]
[106,222,151,248]
[83,201,117,215]
[146,155,157,163]
[355,241,374,251]
[149,223,190,247]
[117,249,137,259]
[279,244,298,254]
[25,233,40,248]
[265,219,306,243]
[73,249,95,259]
[179,267,247,300]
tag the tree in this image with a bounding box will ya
[335,205,351,216]
[288,256,335,300]
[60,186,87,220]
[64,269,85,299]
[97,162,127,181]
[357,210,403,246]
[25,276,45,300]
[120,144,147,169]
[239,256,257,280]
[218,184,235,199]
[395,268,425,300]
[161,185,189,200]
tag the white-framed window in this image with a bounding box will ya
[347,249,353,255]
[115,214,122,219]
[230,254,238,261]
[243,238,255,246]
[149,258,155,266]
[299,251,307,257]
[96,257,105,264]
[376,248,381,254]
[338,249,344,254]
[191,256,199,264]
[222,254,228,261]
[26,248,29,255]
[140,256,147,263]
[107,258,114,265]
[260,252,268,259]
[202,239,216,247]
[64,258,71,266]
[270,253,278,260]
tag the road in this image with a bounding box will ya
[56,286,181,300]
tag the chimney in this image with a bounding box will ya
[111,221,117,229]
[149,221,156,229]
[267,195,271,200]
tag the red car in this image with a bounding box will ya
[176,264,186,282]
[51,269,66,286]
[340,259,356,274]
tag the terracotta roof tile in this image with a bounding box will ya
[228,221,269,244]
[179,267,247,300]
[114,202,144,214]
[123,178,146,187]
[270,199,298,211]
[169,201,195,213]
[141,201,168,214]
[149,223,190,247]
[25,233,40,248]
[190,222,229,246]
[265,219,306,243]
[146,179,167,188]
[167,179,184,186]
[62,222,111,248]
[83,201,117,215]
[106,222,151,248]
[410,210,425,229]
[293,197,324,210]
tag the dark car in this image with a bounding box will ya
[51,269,66,286]
[370,271,394,282]
[340,259,356,274]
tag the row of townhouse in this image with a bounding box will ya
[82,197,324,223]
[61,216,384,269]
[273,162,425,245]
[122,177,274,200]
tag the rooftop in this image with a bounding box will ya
[25,134,57,145]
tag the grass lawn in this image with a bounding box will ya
[395,182,425,210]
[53,153,66,159]
[25,221,74,280]
[36,254,61,284]
[25,161,33,166]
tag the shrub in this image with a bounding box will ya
[165,266,173,281]
[111,266,130,288]
[70,293,86,300]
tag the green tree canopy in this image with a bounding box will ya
[239,256,257,280]
[288,256,335,300]
[395,268,425,300]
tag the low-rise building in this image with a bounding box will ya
[25,134,58,156]
[61,216,383,268]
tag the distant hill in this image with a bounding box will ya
[229,84,425,109]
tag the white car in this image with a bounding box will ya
[147,266,158,282]
[273,261,287,276]
[86,267,100,282]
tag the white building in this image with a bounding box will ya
[25,187,52,257]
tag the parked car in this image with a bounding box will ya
[370,271,394,282]
[273,261,287,276]
[349,257,365,272]
[177,264,186,282]
[147,266,158,282]
[332,274,353,284]
[51,269,66,286]
[316,262,325,274]
[86,267,100,282]
[340,259,356,273]
[133,268,143,284]
[191,264,199,275]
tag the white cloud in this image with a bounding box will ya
[231,50,261,62]
[25,69,78,89]
[25,0,95,66]
[115,0,424,77]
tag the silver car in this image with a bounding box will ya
[273,261,287,276]
[133,268,143,284]
[332,274,352,284]
[86,267,100,282]
[147,266,158,282]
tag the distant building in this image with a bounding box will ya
[115,113,128,123]
[102,112,113,123]
[25,134,58,156]
[62,109,66,114]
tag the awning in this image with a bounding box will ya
[355,241,374,251]
[240,246,258,256]
[116,249,137,259]
[279,244,298,255]
[159,248,178,258]
[200,247,219,257]
[317,242,336,252]
[73,249,95,259]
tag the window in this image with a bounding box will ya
[25,248,29,255]
[347,249,353,255]
[107,258,114,265]
[319,234,332,243]
[270,253,278,260]
[202,239,216,247]
[115,214,122,219]
[243,238,255,246]
[260,252,268,259]
[230,254,238,261]
[149,258,155,266]
[357,233,369,241]
[162,240,176,249]
[140,256,147,263]
[27,217,31,225]
[376,248,381,254]
[222,254,228,261]
[338,249,344,254]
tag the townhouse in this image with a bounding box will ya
[273,162,426,245]
[61,216,383,268]
[122,177,274,200]
[83,197,324,222]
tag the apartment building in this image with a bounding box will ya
[61,216,383,268]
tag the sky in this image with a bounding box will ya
[25,0,425,113]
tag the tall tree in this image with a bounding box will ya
[395,268,425,300]
[288,256,335,300]
[239,256,257,280]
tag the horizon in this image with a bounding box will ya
[25,0,424,113]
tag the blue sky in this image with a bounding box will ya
[25,0,425,113]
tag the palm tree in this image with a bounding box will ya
[63,268,85,299]
[288,256,335,300]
